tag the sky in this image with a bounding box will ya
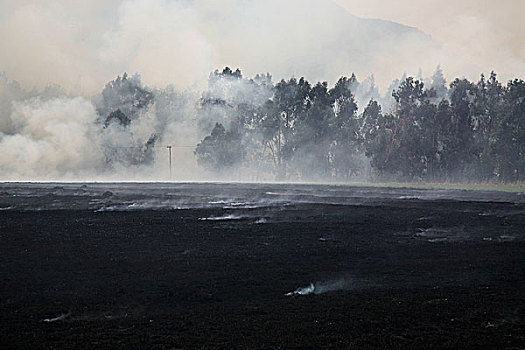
[0,0,523,94]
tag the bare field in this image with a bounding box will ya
[1,183,524,348]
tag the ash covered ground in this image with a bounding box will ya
[0,183,524,348]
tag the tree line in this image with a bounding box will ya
[195,68,524,183]
[5,67,520,182]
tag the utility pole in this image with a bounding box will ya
[166,145,172,181]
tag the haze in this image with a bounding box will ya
[1,0,522,94]
[334,0,525,84]
[0,0,523,182]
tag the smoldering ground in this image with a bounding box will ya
[1,183,523,348]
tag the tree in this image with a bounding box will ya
[430,65,448,102]
[445,78,478,180]
[291,81,333,179]
[198,68,275,177]
[472,72,505,180]
[329,76,361,179]
[96,73,154,123]
[95,73,158,169]
[388,77,435,179]
[433,99,453,179]
[262,77,312,178]
[493,79,525,181]
[194,123,245,171]
[361,100,395,177]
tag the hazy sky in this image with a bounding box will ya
[0,0,523,94]
[334,0,525,81]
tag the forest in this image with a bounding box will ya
[1,67,524,182]
[194,68,524,183]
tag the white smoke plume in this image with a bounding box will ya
[0,97,104,180]
[0,0,491,94]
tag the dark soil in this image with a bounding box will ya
[1,198,524,349]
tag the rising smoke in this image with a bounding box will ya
[0,0,522,182]
[285,279,350,296]
[0,67,434,181]
[0,0,467,93]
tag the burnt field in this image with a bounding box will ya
[0,183,524,348]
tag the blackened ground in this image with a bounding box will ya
[1,199,524,349]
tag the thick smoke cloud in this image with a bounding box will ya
[0,97,104,180]
[1,0,462,94]
[100,0,216,91]
[0,72,202,181]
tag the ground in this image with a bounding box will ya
[0,185,524,348]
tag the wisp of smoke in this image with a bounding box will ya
[42,312,71,323]
[285,278,349,296]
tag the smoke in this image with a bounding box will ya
[285,279,350,296]
[0,72,203,181]
[0,0,522,181]
[43,312,71,323]
[0,97,105,180]
[99,0,216,90]
[0,0,484,94]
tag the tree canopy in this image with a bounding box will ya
[193,68,525,182]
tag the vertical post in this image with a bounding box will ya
[167,145,172,181]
